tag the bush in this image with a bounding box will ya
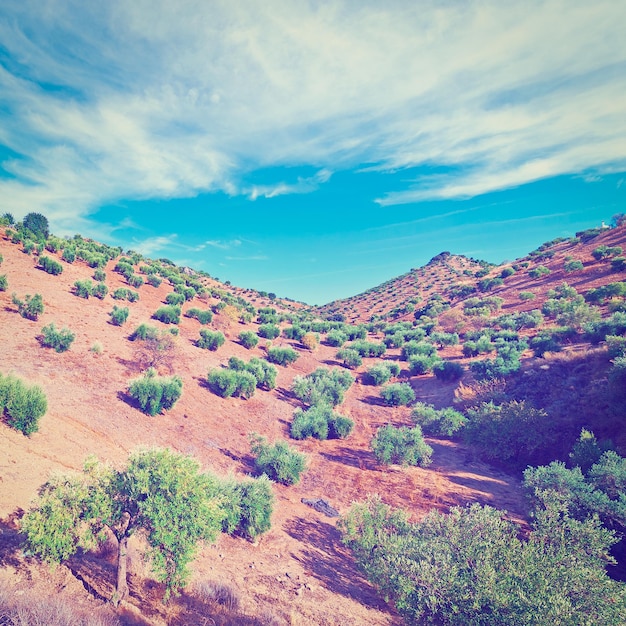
[300,331,319,351]
[0,274,7,291]
[266,346,299,366]
[292,368,354,407]
[283,325,306,341]
[336,348,362,369]
[207,368,257,399]
[238,330,259,349]
[128,274,144,288]
[130,323,158,341]
[39,255,63,275]
[185,308,213,324]
[12,293,44,320]
[93,268,106,282]
[411,402,466,437]
[290,404,354,440]
[611,257,626,272]
[371,424,432,466]
[109,305,129,326]
[258,323,280,339]
[147,274,162,288]
[470,355,521,381]
[127,368,183,415]
[564,259,584,273]
[528,265,551,278]
[348,340,386,357]
[433,360,464,382]
[153,305,181,324]
[606,335,626,359]
[408,354,440,375]
[380,383,415,406]
[401,340,436,360]
[197,329,225,351]
[366,363,397,385]
[250,435,306,485]
[165,292,185,306]
[500,266,515,278]
[326,329,348,347]
[112,287,139,302]
[243,357,277,390]
[73,280,94,299]
[0,372,47,435]
[40,323,75,352]
[519,291,536,301]
[23,212,49,239]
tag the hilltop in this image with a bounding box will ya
[1,216,626,624]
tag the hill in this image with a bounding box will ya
[1,218,625,624]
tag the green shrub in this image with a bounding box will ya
[283,325,306,341]
[153,305,181,324]
[380,382,415,406]
[500,267,515,278]
[12,293,44,320]
[336,347,362,369]
[257,307,278,324]
[258,323,280,339]
[93,268,106,281]
[147,274,162,288]
[90,282,107,300]
[430,332,459,348]
[238,330,259,349]
[433,360,464,382]
[130,322,159,341]
[128,274,144,288]
[39,255,63,276]
[242,358,277,390]
[197,329,225,351]
[408,354,440,375]
[411,402,466,437]
[218,475,274,540]
[127,368,183,415]
[23,240,35,255]
[250,435,306,485]
[73,280,93,299]
[186,308,213,324]
[0,372,47,435]
[348,340,386,357]
[564,259,584,273]
[290,404,354,440]
[207,368,256,399]
[0,274,7,291]
[366,363,397,385]
[40,323,75,352]
[371,424,432,466]
[266,346,299,366]
[519,291,536,301]
[291,368,354,407]
[529,265,551,278]
[401,340,436,360]
[326,329,348,347]
[110,305,129,326]
[606,335,626,359]
[611,257,626,272]
[165,292,185,306]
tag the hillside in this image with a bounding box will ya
[1,219,626,624]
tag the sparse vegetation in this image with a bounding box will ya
[250,435,306,485]
[380,382,415,406]
[292,368,354,407]
[197,329,226,351]
[153,305,181,324]
[39,255,63,275]
[238,330,259,349]
[127,368,183,415]
[0,372,47,435]
[40,323,75,352]
[371,424,432,466]
[12,292,44,320]
[266,346,299,365]
[109,305,129,326]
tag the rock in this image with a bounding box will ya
[301,497,339,518]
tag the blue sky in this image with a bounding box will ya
[0,1,625,304]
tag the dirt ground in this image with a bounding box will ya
[0,232,556,624]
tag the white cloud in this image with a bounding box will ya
[0,0,624,224]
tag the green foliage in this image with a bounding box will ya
[569,429,615,473]
[38,255,63,275]
[91,268,106,282]
[61,247,76,263]
[564,259,584,272]
[463,296,503,316]
[22,212,49,239]
[258,323,280,339]
[500,266,516,278]
[0,372,47,435]
[12,292,44,320]
[130,322,158,341]
[348,340,386,357]
[238,330,259,349]
[165,291,185,306]
[401,340,436,360]
[528,264,551,278]
[462,334,494,357]
[477,276,504,292]
[0,274,7,291]
[611,257,626,272]
[411,402,466,437]
[128,369,183,415]
[207,368,257,399]
[22,448,225,601]
[250,435,306,486]
[73,279,94,299]
[147,274,162,288]
[371,424,432,466]
[266,346,299,366]
[606,335,626,359]
[433,359,463,382]
[592,245,623,260]
[257,307,278,324]
[336,347,362,369]
[185,307,213,324]
[407,354,440,375]
[464,400,557,467]
[584,312,626,343]
[340,496,626,626]
[109,305,129,326]
[290,404,354,440]
[291,367,354,407]
[197,329,225,351]
[326,329,348,347]
[40,323,75,352]
[127,274,144,288]
[242,357,277,390]
[366,362,399,385]
[282,325,306,341]
[518,290,536,300]
[218,475,274,540]
[380,382,415,407]
[153,305,181,324]
[111,287,139,302]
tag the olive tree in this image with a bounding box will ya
[22,448,225,604]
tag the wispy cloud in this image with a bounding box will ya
[0,0,624,226]
[130,234,178,256]
[225,255,268,262]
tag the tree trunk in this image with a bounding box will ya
[111,512,131,606]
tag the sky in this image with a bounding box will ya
[0,1,625,305]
